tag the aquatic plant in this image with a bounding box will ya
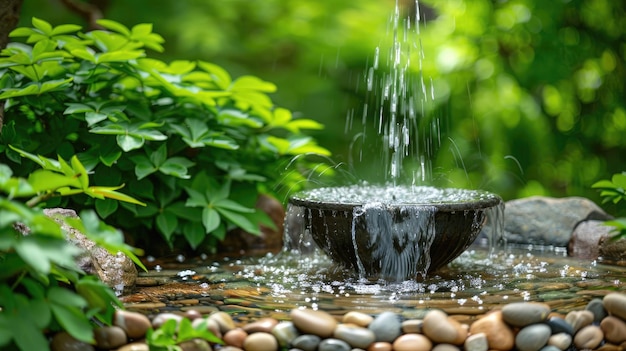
[0,18,331,252]
[593,172,626,239]
[0,158,145,350]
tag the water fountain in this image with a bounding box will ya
[282,0,505,280]
[286,184,503,280]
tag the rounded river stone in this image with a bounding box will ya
[333,323,376,349]
[564,310,594,333]
[464,333,488,351]
[343,311,374,327]
[272,321,300,348]
[243,332,279,351]
[291,334,321,351]
[586,298,608,322]
[368,311,401,342]
[546,317,574,335]
[573,325,604,350]
[603,293,626,320]
[547,333,572,351]
[600,316,626,344]
[392,333,432,351]
[515,324,551,351]
[502,302,550,327]
[422,310,466,345]
[290,309,337,338]
[318,338,351,351]
[468,311,514,351]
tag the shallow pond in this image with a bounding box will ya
[123,241,626,325]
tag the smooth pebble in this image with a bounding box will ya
[546,317,574,335]
[291,309,337,338]
[116,342,150,351]
[432,343,460,351]
[422,310,466,345]
[291,334,321,351]
[50,332,96,351]
[343,311,374,327]
[367,341,392,351]
[178,338,212,351]
[469,311,514,351]
[223,329,248,348]
[114,310,152,339]
[464,333,488,351]
[243,332,278,351]
[243,318,279,334]
[93,326,128,350]
[565,310,594,333]
[318,338,351,351]
[586,298,608,322]
[401,319,423,334]
[573,325,604,350]
[209,311,237,333]
[601,315,626,344]
[604,293,626,320]
[392,333,432,351]
[271,321,300,348]
[515,323,551,351]
[547,332,572,350]
[368,311,401,342]
[333,323,376,349]
[502,302,550,327]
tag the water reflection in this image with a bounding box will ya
[127,242,626,322]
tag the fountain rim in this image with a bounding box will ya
[288,185,503,212]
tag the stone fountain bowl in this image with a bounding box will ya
[287,185,503,280]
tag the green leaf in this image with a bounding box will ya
[214,198,255,213]
[156,212,178,239]
[28,169,81,192]
[86,185,147,206]
[32,17,53,36]
[202,207,220,233]
[216,208,260,235]
[183,221,206,249]
[96,19,131,36]
[612,173,626,188]
[51,24,82,36]
[95,198,118,219]
[230,75,277,93]
[117,134,144,151]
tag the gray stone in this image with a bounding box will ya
[368,311,401,342]
[546,317,573,335]
[272,322,300,348]
[569,220,614,259]
[291,335,321,351]
[503,196,611,246]
[44,208,138,295]
[585,298,607,323]
[333,324,376,349]
[515,324,551,351]
[501,302,550,327]
[318,339,351,351]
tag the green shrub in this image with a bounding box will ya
[593,172,626,239]
[0,157,144,350]
[0,18,331,251]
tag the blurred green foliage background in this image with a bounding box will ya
[17,0,626,213]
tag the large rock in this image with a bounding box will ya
[568,220,614,259]
[503,196,611,247]
[599,235,626,261]
[43,208,138,295]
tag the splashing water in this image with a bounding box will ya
[348,0,438,185]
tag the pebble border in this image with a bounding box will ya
[49,292,626,351]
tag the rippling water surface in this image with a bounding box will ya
[128,242,626,323]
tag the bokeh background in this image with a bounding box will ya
[17,0,626,213]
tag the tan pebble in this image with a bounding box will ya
[224,329,248,348]
[548,332,572,350]
[209,311,236,333]
[243,332,279,351]
[401,319,423,334]
[220,347,245,351]
[184,309,204,320]
[392,333,432,351]
[432,343,460,351]
[601,316,626,344]
[178,338,212,351]
[290,308,337,338]
[93,326,128,350]
[464,333,488,351]
[50,332,95,351]
[469,311,514,351]
[574,325,604,350]
[565,310,594,333]
[596,343,623,351]
[243,318,279,334]
[422,310,466,345]
[367,341,392,351]
[114,310,152,339]
[343,311,374,327]
[603,293,626,320]
[116,342,150,351]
